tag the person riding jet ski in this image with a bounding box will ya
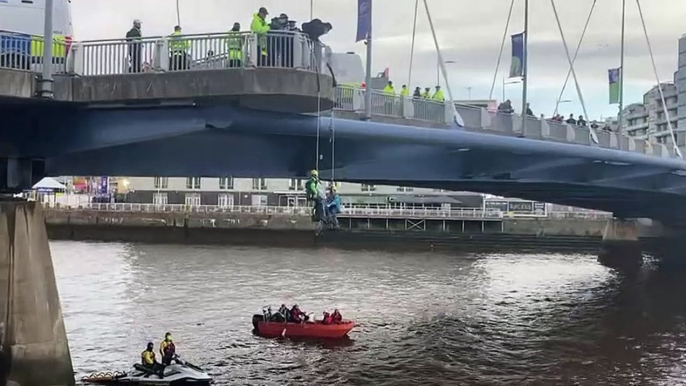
[141,342,164,378]
[159,332,176,366]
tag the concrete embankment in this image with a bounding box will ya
[42,209,637,253]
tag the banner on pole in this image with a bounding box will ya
[356,0,372,42]
[509,32,524,78]
[608,68,621,104]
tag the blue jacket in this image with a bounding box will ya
[327,194,341,214]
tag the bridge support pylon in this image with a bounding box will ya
[0,201,74,386]
[599,218,642,271]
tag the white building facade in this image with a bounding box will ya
[124,177,485,209]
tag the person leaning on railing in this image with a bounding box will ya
[251,7,270,66]
[169,25,191,71]
[226,22,244,68]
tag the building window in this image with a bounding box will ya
[219,177,234,190]
[218,194,233,208]
[153,177,168,189]
[252,178,267,191]
[361,184,376,192]
[185,193,201,206]
[153,192,168,205]
[289,179,304,191]
[186,177,201,190]
[397,186,414,192]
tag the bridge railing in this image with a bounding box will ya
[49,202,612,220]
[0,32,68,74]
[332,85,679,158]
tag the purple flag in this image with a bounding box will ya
[356,0,372,42]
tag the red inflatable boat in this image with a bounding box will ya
[252,314,355,338]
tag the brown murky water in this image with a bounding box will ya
[51,241,686,385]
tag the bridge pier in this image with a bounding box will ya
[599,218,643,271]
[0,202,73,386]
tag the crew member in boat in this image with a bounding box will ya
[290,304,308,323]
[276,304,289,321]
[141,342,164,377]
[159,332,176,365]
[331,309,342,323]
[322,311,333,324]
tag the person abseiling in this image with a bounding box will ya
[159,332,176,366]
[305,169,326,223]
[141,342,164,378]
[326,186,341,229]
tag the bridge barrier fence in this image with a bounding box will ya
[47,202,612,220]
[0,32,68,74]
[332,85,679,158]
[0,31,324,76]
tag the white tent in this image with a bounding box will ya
[32,177,67,191]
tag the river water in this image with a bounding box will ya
[51,241,686,386]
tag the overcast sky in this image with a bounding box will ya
[71,0,686,120]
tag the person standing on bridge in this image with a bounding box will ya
[251,7,270,66]
[169,26,191,71]
[383,81,395,115]
[431,86,445,102]
[400,85,409,98]
[126,19,142,73]
[226,22,243,68]
[421,87,431,99]
[413,87,421,99]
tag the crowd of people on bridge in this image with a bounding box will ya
[124,7,332,73]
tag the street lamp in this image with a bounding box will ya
[466,86,472,99]
[437,60,457,87]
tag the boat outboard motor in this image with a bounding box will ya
[301,19,333,42]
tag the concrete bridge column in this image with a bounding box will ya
[599,218,642,271]
[0,202,73,386]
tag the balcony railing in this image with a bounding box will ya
[0,31,324,76]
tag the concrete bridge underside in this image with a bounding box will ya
[17,105,686,226]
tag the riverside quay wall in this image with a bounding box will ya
[42,207,663,253]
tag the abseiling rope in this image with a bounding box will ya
[488,0,515,101]
[635,0,682,158]
[553,0,597,117]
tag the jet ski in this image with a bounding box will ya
[82,356,211,385]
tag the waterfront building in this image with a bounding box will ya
[123,177,484,209]
[621,83,679,144]
[620,34,686,145]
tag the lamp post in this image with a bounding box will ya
[437,60,457,87]
[39,0,54,98]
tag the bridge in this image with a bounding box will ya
[1,29,686,385]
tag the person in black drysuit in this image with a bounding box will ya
[126,19,142,73]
